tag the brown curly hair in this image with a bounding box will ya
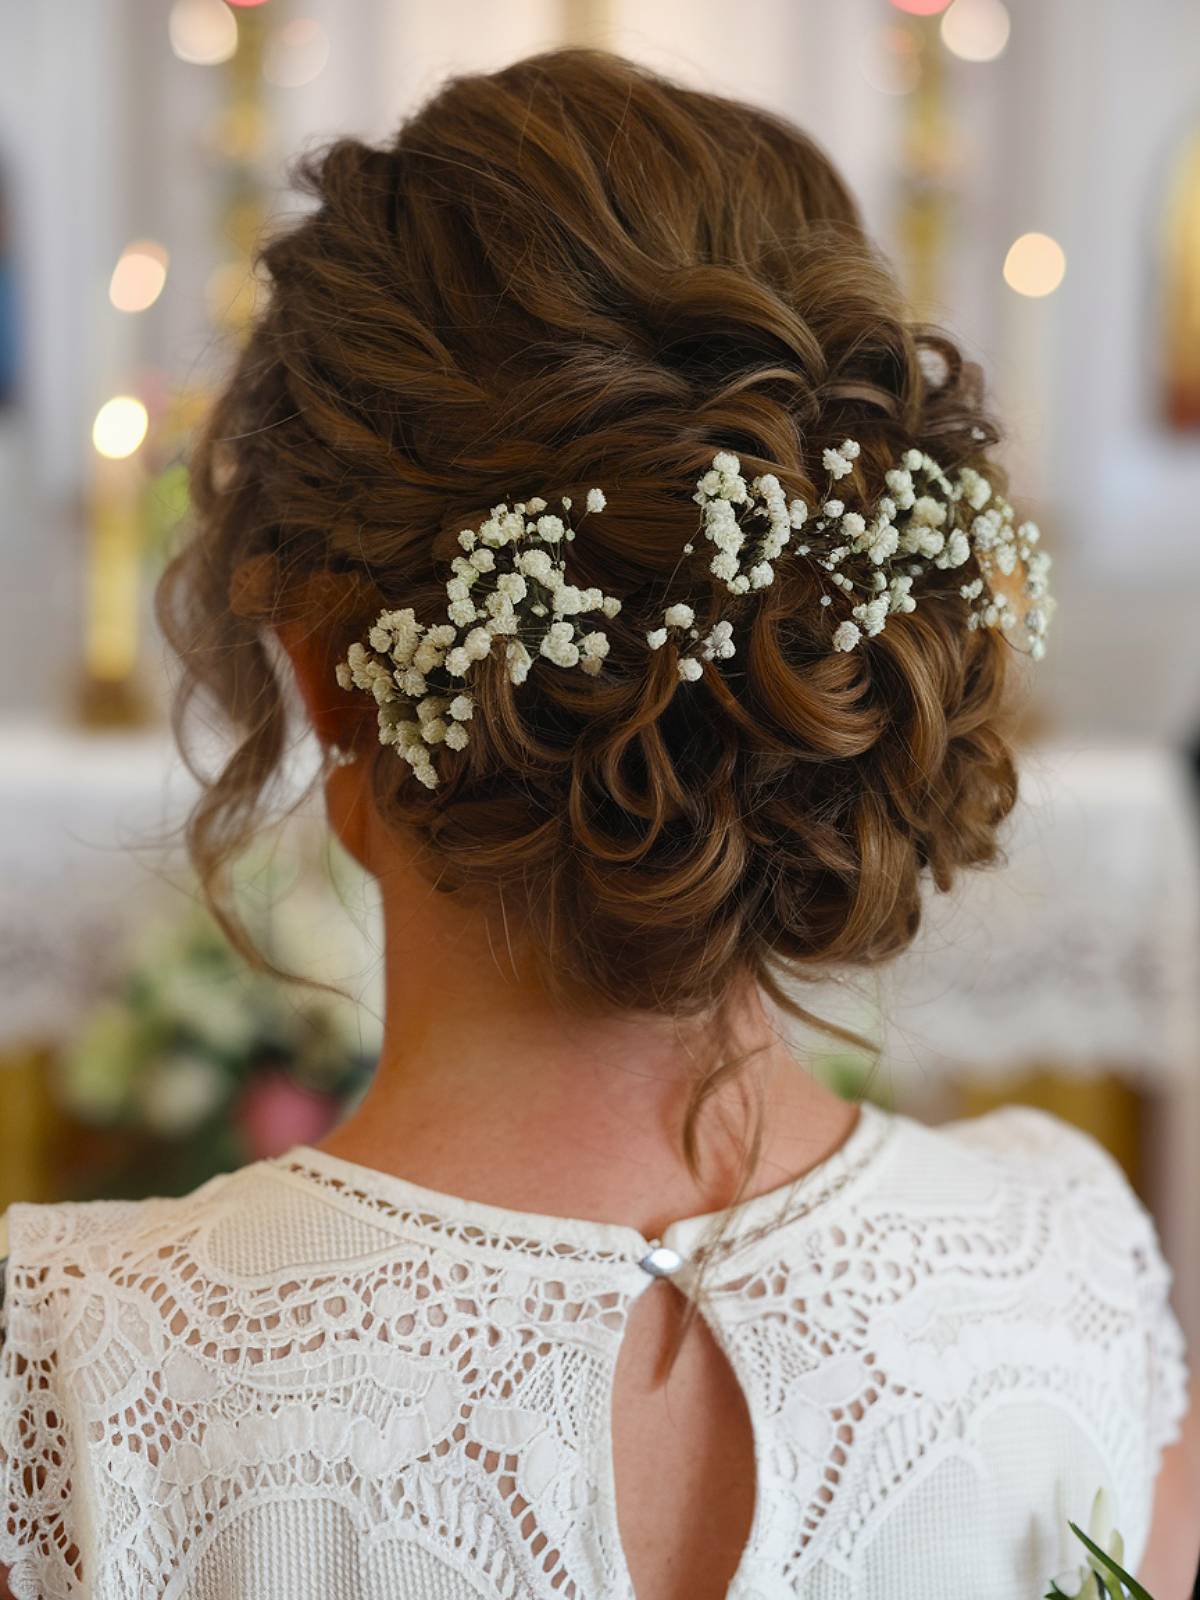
[157,45,1020,1184]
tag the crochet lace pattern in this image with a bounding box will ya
[0,1104,1188,1599]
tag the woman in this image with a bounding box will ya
[0,46,1194,1600]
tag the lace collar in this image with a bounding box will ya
[265,1099,895,1276]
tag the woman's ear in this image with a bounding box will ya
[274,618,375,869]
[274,618,362,752]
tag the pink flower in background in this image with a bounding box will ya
[236,1068,338,1160]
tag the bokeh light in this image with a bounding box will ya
[168,0,238,67]
[92,397,150,460]
[860,25,922,96]
[1003,232,1066,297]
[888,0,952,15]
[109,241,169,314]
[941,0,1011,63]
[263,19,330,88]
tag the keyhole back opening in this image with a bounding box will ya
[609,1275,758,1600]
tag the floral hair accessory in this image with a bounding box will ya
[334,488,619,789]
[336,443,1052,786]
[653,440,1053,665]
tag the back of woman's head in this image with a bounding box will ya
[159,45,1019,1070]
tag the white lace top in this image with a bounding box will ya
[0,1104,1188,1600]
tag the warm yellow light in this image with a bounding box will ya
[92,397,149,460]
[1003,233,1066,298]
[941,0,1011,62]
[169,0,237,66]
[109,241,169,313]
[263,19,330,89]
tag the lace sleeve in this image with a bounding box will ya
[1121,1172,1192,1467]
[0,1206,84,1600]
[948,1106,1191,1472]
[1062,1115,1188,1466]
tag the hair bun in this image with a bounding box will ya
[160,44,1021,1074]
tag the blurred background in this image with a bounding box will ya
[1,0,1199,1346]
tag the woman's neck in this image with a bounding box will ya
[312,836,859,1237]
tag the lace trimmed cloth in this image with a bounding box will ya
[0,1104,1189,1599]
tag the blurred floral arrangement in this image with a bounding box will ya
[50,834,383,1199]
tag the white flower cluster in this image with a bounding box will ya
[803,443,1054,658]
[335,486,619,788]
[646,450,810,677]
[337,443,1053,786]
[692,449,811,596]
[645,602,737,682]
[656,442,1053,662]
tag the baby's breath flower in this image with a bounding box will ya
[579,631,610,676]
[463,627,492,661]
[506,640,532,685]
[851,596,888,637]
[539,620,580,667]
[700,619,736,661]
[518,548,554,582]
[338,441,1051,786]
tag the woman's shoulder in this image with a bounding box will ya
[0,1148,422,1338]
[3,1170,234,1273]
[0,1162,285,1338]
[875,1103,1189,1431]
[933,1100,1132,1179]
[857,1103,1183,1336]
[879,1101,1151,1215]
